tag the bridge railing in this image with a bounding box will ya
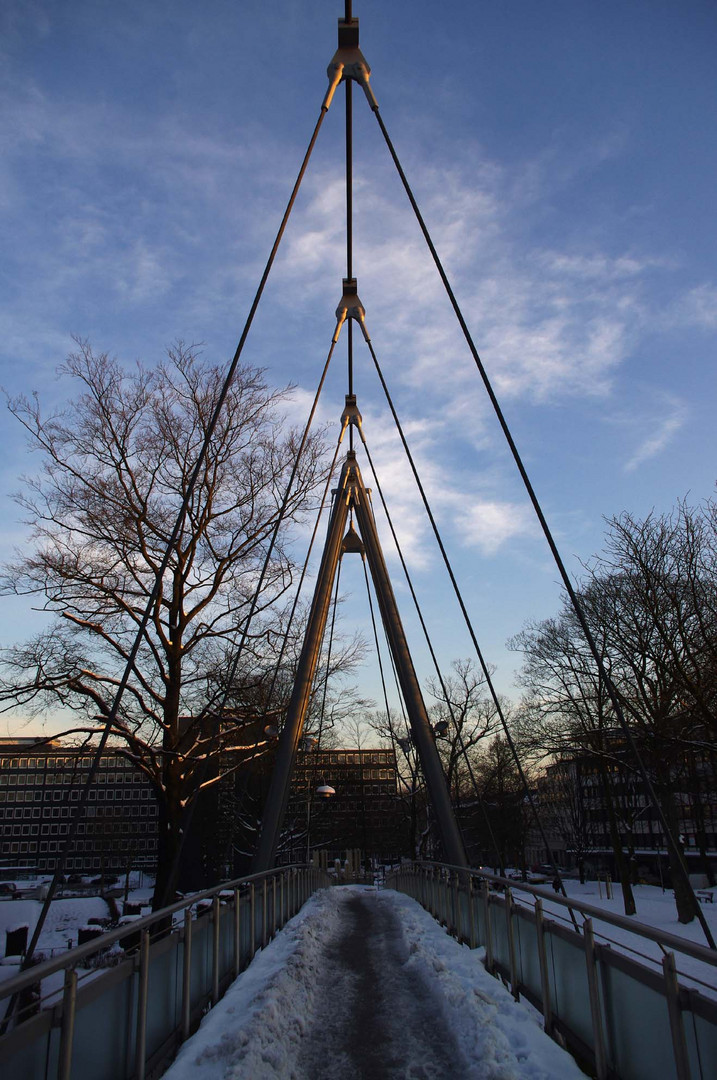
[0,864,331,1080]
[387,861,717,1080]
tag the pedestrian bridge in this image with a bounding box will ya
[1,863,715,1080]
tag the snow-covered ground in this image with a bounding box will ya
[0,876,154,992]
[508,879,717,999]
[164,885,584,1080]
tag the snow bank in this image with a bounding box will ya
[164,886,583,1080]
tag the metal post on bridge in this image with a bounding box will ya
[233,887,241,979]
[534,899,553,1036]
[212,896,221,1005]
[134,929,151,1080]
[663,951,691,1080]
[182,911,193,1040]
[58,968,78,1080]
[583,919,607,1080]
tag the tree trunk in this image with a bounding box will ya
[600,766,635,915]
[658,787,694,924]
[152,763,185,911]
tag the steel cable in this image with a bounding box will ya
[369,103,714,949]
[4,102,334,992]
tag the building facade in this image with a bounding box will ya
[0,738,158,876]
[534,743,717,882]
[281,747,402,866]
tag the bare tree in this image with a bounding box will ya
[427,659,501,805]
[510,600,638,914]
[0,341,329,906]
[511,497,717,921]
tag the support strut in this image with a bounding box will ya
[253,446,467,872]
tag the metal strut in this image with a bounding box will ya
[253,445,468,872]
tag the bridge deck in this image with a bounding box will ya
[164,886,582,1080]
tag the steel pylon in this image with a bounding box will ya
[253,447,467,872]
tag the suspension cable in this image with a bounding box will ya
[163,427,349,888]
[361,439,506,874]
[155,329,344,908]
[361,333,579,926]
[369,105,714,948]
[361,551,397,727]
[6,104,335,991]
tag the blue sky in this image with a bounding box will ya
[1,0,716,734]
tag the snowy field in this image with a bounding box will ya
[164,885,584,1080]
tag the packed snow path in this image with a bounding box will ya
[295,891,460,1078]
[165,886,583,1080]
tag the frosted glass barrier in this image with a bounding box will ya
[544,929,593,1048]
[513,911,541,1001]
[600,958,677,1080]
[145,941,182,1061]
[190,916,212,1012]
[488,898,511,973]
[687,1008,717,1080]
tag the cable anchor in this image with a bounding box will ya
[340,393,363,435]
[335,277,370,341]
[323,14,378,112]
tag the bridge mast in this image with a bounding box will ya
[254,448,468,871]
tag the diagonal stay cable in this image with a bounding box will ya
[361,550,397,730]
[7,101,336,986]
[160,420,348,890]
[361,333,579,929]
[156,326,344,908]
[369,103,714,949]
[258,422,349,729]
[361,437,506,874]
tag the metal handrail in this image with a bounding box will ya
[0,863,312,1003]
[409,861,717,969]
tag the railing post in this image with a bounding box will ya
[452,870,459,936]
[233,888,241,978]
[249,882,256,961]
[534,899,553,1035]
[583,919,607,1080]
[135,929,151,1080]
[280,871,285,928]
[212,896,221,1005]
[663,951,691,1080]
[468,875,477,950]
[57,968,77,1080]
[505,887,519,1000]
[481,881,492,976]
[181,910,193,1041]
[482,881,493,975]
[262,878,268,948]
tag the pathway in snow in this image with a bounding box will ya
[295,891,462,1078]
[165,886,583,1080]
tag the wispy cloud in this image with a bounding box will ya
[623,393,688,473]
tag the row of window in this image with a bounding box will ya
[1,755,129,769]
[0,789,153,806]
[1,804,157,820]
[302,752,393,766]
[2,840,158,857]
[1,772,148,787]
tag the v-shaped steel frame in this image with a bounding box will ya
[253,446,467,871]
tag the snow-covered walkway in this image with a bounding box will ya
[165,886,583,1080]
